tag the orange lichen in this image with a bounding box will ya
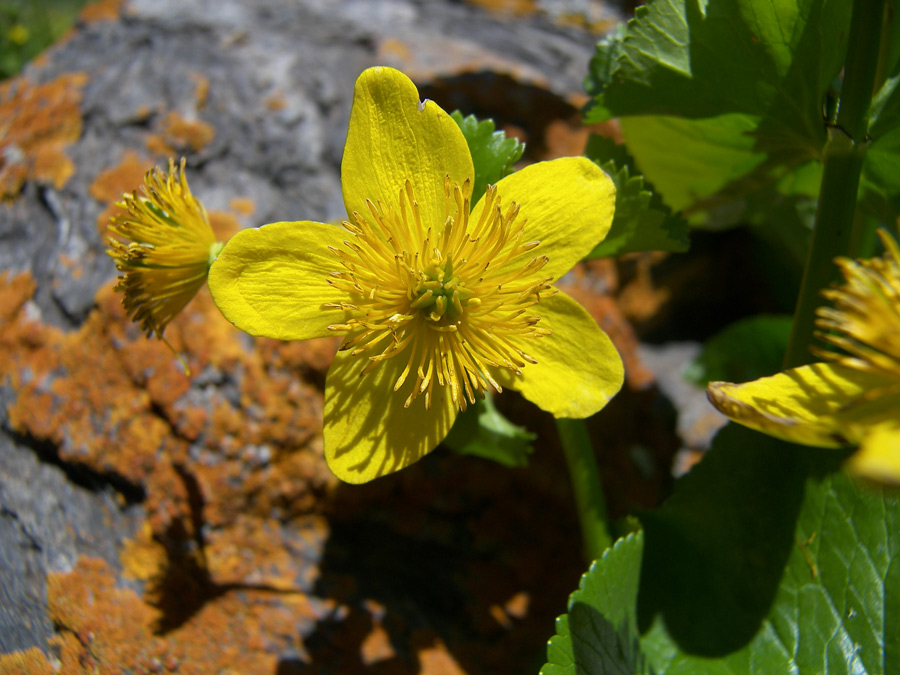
[78,0,124,23]
[207,210,242,241]
[542,118,590,160]
[463,0,538,17]
[190,73,210,110]
[89,150,154,235]
[45,556,303,674]
[0,647,54,675]
[146,111,215,156]
[616,251,672,325]
[264,90,287,111]
[413,632,467,675]
[0,72,87,199]
[378,37,415,63]
[0,269,337,671]
[0,271,36,326]
[553,12,618,34]
[228,196,255,217]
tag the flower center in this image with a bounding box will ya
[325,176,553,411]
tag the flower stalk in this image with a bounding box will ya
[556,417,613,562]
[783,0,884,368]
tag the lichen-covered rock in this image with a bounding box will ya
[1,1,681,673]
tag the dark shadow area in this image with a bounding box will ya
[568,601,654,675]
[149,464,305,634]
[620,228,799,345]
[636,425,851,655]
[418,71,582,161]
[1,424,146,505]
[277,379,680,674]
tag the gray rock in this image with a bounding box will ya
[0,0,618,659]
[0,432,143,653]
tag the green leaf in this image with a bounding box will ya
[586,0,851,158]
[583,24,627,119]
[860,123,900,226]
[450,111,525,204]
[685,315,793,385]
[442,393,535,468]
[582,0,854,225]
[619,114,768,219]
[583,135,689,258]
[636,423,898,674]
[541,532,651,675]
[869,75,900,140]
[638,425,813,659]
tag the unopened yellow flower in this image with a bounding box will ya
[107,158,223,340]
[708,230,900,485]
[208,67,623,483]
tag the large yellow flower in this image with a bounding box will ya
[708,230,900,485]
[208,67,623,483]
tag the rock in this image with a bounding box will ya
[0,0,641,671]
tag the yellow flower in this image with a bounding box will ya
[208,67,623,483]
[107,158,223,341]
[708,230,900,485]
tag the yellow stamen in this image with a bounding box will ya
[106,158,220,344]
[327,176,551,410]
[813,229,900,388]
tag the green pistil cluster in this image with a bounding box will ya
[411,256,479,324]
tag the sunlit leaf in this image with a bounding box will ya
[584,135,688,258]
[542,532,651,675]
[450,111,525,204]
[586,0,851,157]
[619,114,766,219]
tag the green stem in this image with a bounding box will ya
[783,0,884,368]
[556,418,612,563]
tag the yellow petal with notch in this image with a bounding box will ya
[341,67,474,232]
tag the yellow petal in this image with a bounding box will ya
[471,157,615,283]
[208,221,348,340]
[341,67,473,230]
[847,422,900,486]
[706,363,896,448]
[499,290,624,418]
[324,347,459,483]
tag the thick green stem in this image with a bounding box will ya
[556,418,612,563]
[783,0,884,368]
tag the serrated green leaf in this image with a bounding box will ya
[583,135,689,258]
[450,111,525,204]
[638,425,814,658]
[583,24,627,120]
[619,114,767,218]
[442,393,535,468]
[582,0,855,225]
[587,0,850,158]
[636,423,898,674]
[686,315,793,386]
[542,532,651,675]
